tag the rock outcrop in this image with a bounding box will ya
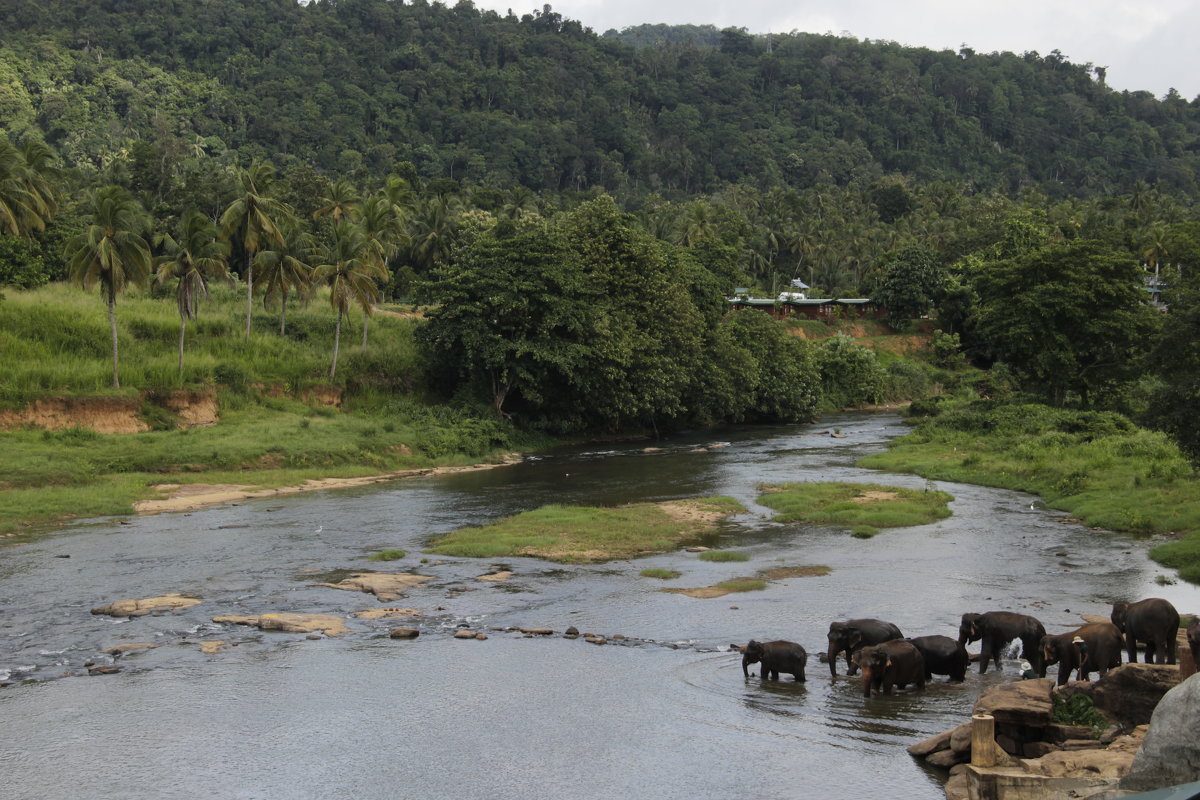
[1121,673,1200,791]
[91,594,202,616]
[213,613,349,636]
[314,573,432,602]
[1062,663,1181,726]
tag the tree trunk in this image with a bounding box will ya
[330,308,342,379]
[244,252,253,339]
[361,309,369,353]
[178,316,187,374]
[108,290,120,389]
[279,291,287,336]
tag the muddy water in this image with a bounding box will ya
[1,412,1196,800]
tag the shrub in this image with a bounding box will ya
[367,549,406,561]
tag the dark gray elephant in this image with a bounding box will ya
[958,611,1047,674]
[1039,622,1123,686]
[1187,616,1199,666]
[906,635,968,682]
[1111,598,1180,664]
[827,619,903,676]
[735,639,807,682]
[856,640,926,697]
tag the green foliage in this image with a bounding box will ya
[367,549,406,562]
[1051,693,1108,734]
[698,551,750,562]
[816,334,885,409]
[870,245,946,328]
[930,330,962,368]
[715,578,767,593]
[971,240,1160,406]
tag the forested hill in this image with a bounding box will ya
[2,0,1200,197]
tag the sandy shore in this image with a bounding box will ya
[132,456,523,515]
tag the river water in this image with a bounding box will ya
[1,412,1196,800]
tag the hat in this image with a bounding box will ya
[1020,661,1033,671]
[1072,636,1084,644]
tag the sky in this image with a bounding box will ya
[472,0,1200,99]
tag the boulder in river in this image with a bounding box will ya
[389,628,419,639]
[314,573,431,602]
[354,608,420,620]
[454,629,478,639]
[91,594,201,616]
[212,613,349,637]
[1121,673,1200,791]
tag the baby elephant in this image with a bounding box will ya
[1188,616,1200,665]
[856,640,926,697]
[735,639,807,681]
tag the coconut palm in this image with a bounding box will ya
[256,217,315,336]
[155,211,231,373]
[64,186,153,388]
[312,177,360,224]
[220,161,287,339]
[0,135,58,236]
[406,193,460,273]
[312,221,388,379]
[353,193,406,351]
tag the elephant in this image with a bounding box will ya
[827,619,904,677]
[735,639,807,682]
[1111,598,1180,664]
[906,635,968,682]
[1039,622,1123,686]
[856,640,926,697]
[958,611,1047,674]
[1188,617,1199,666]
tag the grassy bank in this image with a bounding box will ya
[0,283,541,536]
[859,402,1200,584]
[426,497,746,563]
[757,481,954,538]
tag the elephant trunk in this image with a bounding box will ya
[861,664,874,697]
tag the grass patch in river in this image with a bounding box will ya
[698,550,749,562]
[367,549,406,561]
[663,577,767,598]
[426,496,746,563]
[757,481,952,538]
[759,565,832,579]
[640,568,682,580]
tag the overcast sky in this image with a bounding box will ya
[473,0,1200,99]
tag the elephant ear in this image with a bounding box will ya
[847,630,863,648]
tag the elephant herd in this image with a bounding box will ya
[736,597,1195,698]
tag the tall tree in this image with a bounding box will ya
[64,186,152,388]
[255,216,315,336]
[154,210,231,373]
[220,162,287,339]
[312,221,387,379]
[353,193,404,351]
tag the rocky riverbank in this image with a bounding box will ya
[912,630,1198,800]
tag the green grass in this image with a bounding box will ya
[425,497,746,563]
[757,481,953,538]
[639,568,682,580]
[860,401,1200,584]
[367,549,407,562]
[698,550,750,562]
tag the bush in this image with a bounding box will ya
[367,549,406,561]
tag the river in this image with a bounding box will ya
[1,412,1196,800]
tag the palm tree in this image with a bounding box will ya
[406,193,460,273]
[0,135,58,236]
[312,177,360,224]
[220,161,287,339]
[312,221,388,379]
[64,186,153,388]
[155,211,231,373]
[353,193,405,351]
[256,217,315,336]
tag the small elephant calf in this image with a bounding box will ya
[734,639,807,682]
